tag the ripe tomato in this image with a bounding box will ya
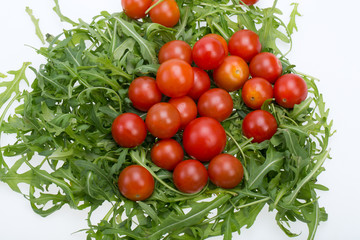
[242,110,277,143]
[240,0,259,5]
[197,88,233,122]
[121,0,152,19]
[274,74,308,108]
[156,59,194,98]
[118,165,154,201]
[183,117,227,162]
[228,30,261,62]
[146,103,181,139]
[151,139,184,171]
[208,154,244,189]
[213,56,249,92]
[204,33,229,56]
[149,0,180,28]
[168,96,197,129]
[158,40,192,65]
[187,67,211,101]
[112,113,147,148]
[192,37,226,70]
[249,52,282,84]
[173,159,208,193]
[241,77,273,109]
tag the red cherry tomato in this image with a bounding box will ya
[208,154,244,189]
[158,40,192,65]
[192,37,226,70]
[241,77,273,109]
[242,110,277,143]
[145,103,181,139]
[173,159,208,193]
[151,139,184,171]
[240,0,259,6]
[228,30,261,62]
[168,96,197,129]
[121,0,152,19]
[274,74,308,108]
[112,113,147,148]
[187,67,211,101]
[249,52,282,84]
[204,33,229,56]
[156,59,194,98]
[197,88,233,122]
[118,165,154,201]
[183,117,227,162]
[149,0,180,28]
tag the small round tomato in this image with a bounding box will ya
[118,165,154,201]
[156,59,194,98]
[121,0,152,19]
[168,96,197,129]
[204,33,229,56]
[242,110,277,143]
[183,117,227,162]
[192,37,226,70]
[187,67,211,101]
[274,74,308,108]
[240,0,259,5]
[173,159,208,193]
[249,52,282,84]
[213,56,249,92]
[241,77,273,109]
[158,40,192,65]
[208,154,244,189]
[228,30,261,62]
[197,88,233,122]
[151,139,184,171]
[145,103,181,139]
[128,76,162,111]
[149,0,180,28]
[112,113,147,148]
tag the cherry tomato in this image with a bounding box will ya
[156,59,194,98]
[249,52,282,84]
[192,37,226,70]
[158,40,192,65]
[242,110,277,143]
[118,165,154,201]
[121,0,152,19]
[213,56,249,92]
[149,0,180,28]
[240,0,259,6]
[173,159,208,193]
[168,96,197,129]
[187,67,211,101]
[197,88,233,122]
[204,33,229,56]
[228,30,261,62]
[208,154,244,189]
[183,117,227,162]
[151,139,184,171]
[112,113,147,148]
[274,74,308,108]
[241,77,273,109]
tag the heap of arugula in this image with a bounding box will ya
[0,0,333,239]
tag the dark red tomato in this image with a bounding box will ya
[213,56,249,92]
[204,33,229,56]
[121,0,152,19]
[197,88,233,122]
[241,77,273,109]
[149,0,180,28]
[208,154,244,189]
[151,139,184,171]
[240,0,259,5]
[158,40,192,65]
[118,165,154,201]
[249,52,282,84]
[146,103,181,139]
[128,76,162,111]
[156,59,194,98]
[274,74,308,108]
[168,96,197,129]
[187,67,211,101]
[112,113,147,148]
[173,159,208,193]
[183,117,227,162]
[242,110,277,143]
[192,37,226,70]
[228,30,261,62]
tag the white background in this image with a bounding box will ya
[0,0,359,239]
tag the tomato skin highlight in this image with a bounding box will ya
[274,74,308,108]
[192,37,226,70]
[121,0,152,19]
[242,110,278,143]
[118,165,155,201]
[151,139,184,171]
[111,113,147,148]
[128,76,162,111]
[240,0,259,6]
[208,154,244,189]
[158,40,192,65]
[249,52,282,83]
[204,33,229,56]
[241,77,273,109]
[228,29,261,62]
[168,96,198,129]
[173,159,208,193]
[149,0,180,28]
[187,67,211,101]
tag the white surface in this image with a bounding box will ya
[0,0,359,239]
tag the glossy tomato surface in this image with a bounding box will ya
[228,29,261,62]
[169,96,197,129]
[158,40,192,64]
[192,37,226,70]
[241,77,273,109]
[240,0,259,6]
[151,139,184,171]
[187,67,211,101]
[274,73,308,108]
[173,159,208,193]
[128,76,162,111]
[249,52,282,83]
[149,0,180,27]
[121,0,152,19]
[242,110,277,143]
[204,33,229,56]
